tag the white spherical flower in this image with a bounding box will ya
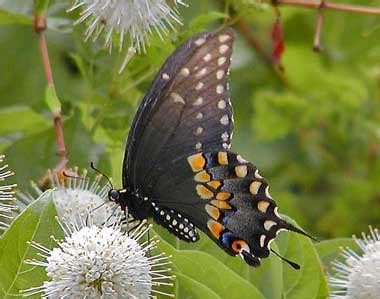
[24,216,173,298]
[329,226,380,299]
[18,168,121,226]
[50,169,119,226]
[69,0,187,53]
[0,155,17,231]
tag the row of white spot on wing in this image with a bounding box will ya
[217,34,233,150]
[220,111,230,148]
[191,33,233,151]
[193,86,204,150]
[191,46,208,151]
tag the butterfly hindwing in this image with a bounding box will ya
[152,150,297,266]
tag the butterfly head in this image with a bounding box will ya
[107,188,131,215]
[108,188,121,203]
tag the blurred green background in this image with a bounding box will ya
[0,0,379,297]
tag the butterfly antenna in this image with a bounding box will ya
[90,161,113,188]
[62,171,89,181]
[270,249,300,270]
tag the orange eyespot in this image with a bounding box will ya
[231,240,249,253]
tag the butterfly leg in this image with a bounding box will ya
[147,229,152,258]
[127,219,143,234]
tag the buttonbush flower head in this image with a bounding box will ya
[18,168,120,226]
[69,0,187,53]
[329,226,380,299]
[0,155,17,231]
[24,214,174,298]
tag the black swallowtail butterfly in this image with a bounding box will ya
[108,28,312,267]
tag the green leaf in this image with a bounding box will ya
[157,234,265,299]
[33,0,50,16]
[0,106,50,136]
[0,190,62,298]
[248,242,283,299]
[174,272,220,299]
[155,225,284,299]
[315,238,358,270]
[45,84,61,115]
[278,232,329,299]
[187,11,228,34]
[0,9,32,25]
[5,109,108,190]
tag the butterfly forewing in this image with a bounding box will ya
[123,29,234,193]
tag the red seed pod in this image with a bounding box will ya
[271,18,285,66]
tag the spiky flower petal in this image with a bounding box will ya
[69,0,187,53]
[0,155,17,231]
[329,226,380,299]
[24,213,173,298]
[18,169,120,226]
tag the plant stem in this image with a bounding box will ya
[34,14,68,169]
[313,1,325,52]
[274,0,380,15]
[236,19,288,85]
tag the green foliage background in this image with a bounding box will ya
[0,0,379,297]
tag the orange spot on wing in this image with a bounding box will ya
[216,192,231,201]
[235,165,248,178]
[196,184,213,199]
[207,219,225,239]
[205,204,220,220]
[211,200,232,210]
[249,181,262,195]
[217,152,228,165]
[257,201,270,213]
[187,153,206,172]
[207,180,221,189]
[194,170,210,182]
